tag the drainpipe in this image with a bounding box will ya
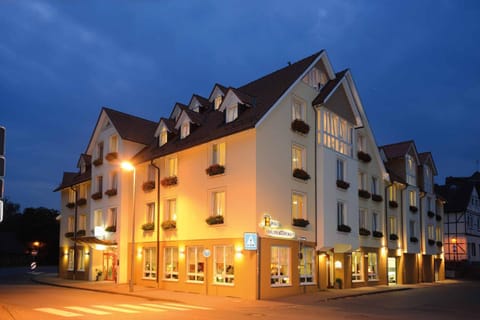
[314,106,319,289]
[419,191,426,282]
[150,160,161,288]
[384,181,392,284]
[70,186,78,280]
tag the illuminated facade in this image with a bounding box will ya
[56,50,444,299]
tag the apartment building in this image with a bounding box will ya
[56,50,444,299]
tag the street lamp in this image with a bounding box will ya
[121,161,136,292]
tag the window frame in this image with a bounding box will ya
[299,246,315,285]
[143,247,157,280]
[352,251,363,282]
[292,192,307,220]
[270,246,291,287]
[213,245,235,285]
[292,144,305,171]
[146,202,155,224]
[163,247,179,280]
[211,142,226,166]
[367,253,378,281]
[211,190,226,217]
[186,246,205,283]
[226,105,238,123]
[337,201,346,226]
[292,96,306,121]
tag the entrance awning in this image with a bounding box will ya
[73,236,117,246]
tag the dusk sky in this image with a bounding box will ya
[1,0,479,211]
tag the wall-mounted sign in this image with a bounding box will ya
[244,232,258,250]
[265,228,295,239]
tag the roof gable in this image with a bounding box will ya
[419,152,438,176]
[208,84,228,102]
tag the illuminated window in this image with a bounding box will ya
[146,203,155,224]
[68,189,75,203]
[67,215,74,232]
[79,214,87,231]
[302,67,326,88]
[436,226,442,241]
[94,210,103,227]
[147,164,156,182]
[428,225,434,240]
[79,184,87,200]
[321,110,353,156]
[292,145,305,171]
[359,208,368,229]
[163,247,178,280]
[292,97,306,121]
[406,154,416,186]
[389,216,397,236]
[160,127,168,146]
[67,248,74,271]
[270,246,290,286]
[409,190,417,207]
[211,191,225,217]
[109,135,118,153]
[212,142,226,166]
[165,198,176,221]
[352,251,363,281]
[187,246,205,282]
[180,121,190,139]
[77,248,85,271]
[106,208,117,229]
[214,245,234,284]
[367,253,378,281]
[292,192,306,220]
[226,105,238,123]
[299,246,315,284]
[389,185,397,202]
[167,157,177,177]
[214,95,223,110]
[143,247,156,279]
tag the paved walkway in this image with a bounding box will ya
[30,272,458,306]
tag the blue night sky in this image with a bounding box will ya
[1,0,479,211]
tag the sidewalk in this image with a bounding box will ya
[30,272,458,306]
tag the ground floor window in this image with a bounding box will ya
[299,246,315,284]
[77,248,85,271]
[271,246,291,286]
[352,251,363,281]
[67,248,74,271]
[367,252,378,281]
[163,247,178,280]
[214,245,234,284]
[187,246,205,282]
[143,247,156,279]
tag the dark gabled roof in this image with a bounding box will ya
[53,169,91,192]
[103,107,157,145]
[379,140,415,159]
[159,118,176,133]
[132,51,324,164]
[312,69,348,106]
[418,151,438,175]
[191,94,211,109]
[436,172,480,212]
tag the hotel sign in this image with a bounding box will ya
[265,228,295,239]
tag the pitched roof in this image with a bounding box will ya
[103,107,157,145]
[312,69,348,105]
[133,51,324,164]
[53,169,91,192]
[379,140,415,159]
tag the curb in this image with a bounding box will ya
[321,287,412,301]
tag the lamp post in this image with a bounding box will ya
[121,161,136,292]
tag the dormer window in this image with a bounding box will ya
[406,154,416,186]
[214,95,223,110]
[180,121,190,139]
[226,105,238,123]
[303,67,327,89]
[160,127,168,146]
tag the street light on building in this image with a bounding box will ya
[121,161,136,292]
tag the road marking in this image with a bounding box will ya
[92,305,139,313]
[116,304,167,312]
[34,307,81,317]
[65,306,111,315]
[163,302,213,310]
[141,303,189,310]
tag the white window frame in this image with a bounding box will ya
[389,216,397,236]
[270,246,291,287]
[359,208,368,229]
[212,142,226,166]
[94,210,103,227]
[159,127,168,146]
[372,212,379,232]
[163,247,179,280]
[106,207,117,229]
[181,121,190,139]
[337,201,346,226]
[167,157,178,177]
[292,192,306,220]
[214,95,222,110]
[211,190,225,217]
[214,245,235,285]
[292,97,306,121]
[371,176,379,195]
[321,110,353,156]
[77,248,85,271]
[146,202,155,224]
[406,154,417,186]
[336,158,345,181]
[389,185,397,202]
[67,215,74,232]
[143,247,157,280]
[409,190,417,207]
[226,105,238,123]
[67,248,75,271]
[79,214,87,231]
[292,144,305,171]
[187,246,205,283]
[299,246,315,284]
[367,253,378,281]
[109,134,118,153]
[358,171,367,190]
[165,198,177,221]
[352,251,363,282]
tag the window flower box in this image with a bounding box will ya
[389,200,399,208]
[93,158,103,166]
[206,164,225,176]
[105,225,116,233]
[409,205,418,213]
[410,236,418,243]
[435,214,442,221]
[292,168,311,181]
[436,241,443,247]
[371,194,383,202]
[141,222,155,231]
[358,189,371,199]
[291,119,310,135]
[359,227,371,236]
[76,229,86,237]
[373,231,383,238]
[105,152,118,162]
[161,220,176,231]
[66,202,75,209]
[389,234,399,241]
[160,176,177,187]
[91,192,102,200]
[205,215,224,225]
[337,224,351,233]
[142,180,156,191]
[336,180,350,190]
[104,188,117,197]
[76,198,87,206]
[292,218,310,227]
[428,239,435,246]
[357,151,372,163]
[427,211,435,218]
[64,231,74,238]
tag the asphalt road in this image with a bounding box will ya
[0,267,478,320]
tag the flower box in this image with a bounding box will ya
[104,188,117,197]
[105,152,118,162]
[359,227,371,236]
[91,192,103,200]
[358,189,371,199]
[337,224,351,233]
[409,205,418,213]
[389,200,399,208]
[64,231,74,238]
[66,202,75,209]
[206,164,225,176]
[436,241,443,247]
[428,239,435,246]
[76,198,87,206]
[105,225,116,233]
[93,158,103,166]
[435,214,442,221]
[427,211,435,218]
[292,218,310,227]
[291,119,310,135]
[160,176,178,187]
[373,231,383,238]
[357,151,372,163]
[293,168,311,181]
[76,229,86,237]
[371,194,383,202]
[161,220,176,231]
[410,236,418,243]
[336,180,350,190]
[205,215,224,225]
[141,222,155,231]
[389,234,399,241]
[142,180,156,191]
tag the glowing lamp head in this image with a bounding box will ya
[121,161,135,171]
